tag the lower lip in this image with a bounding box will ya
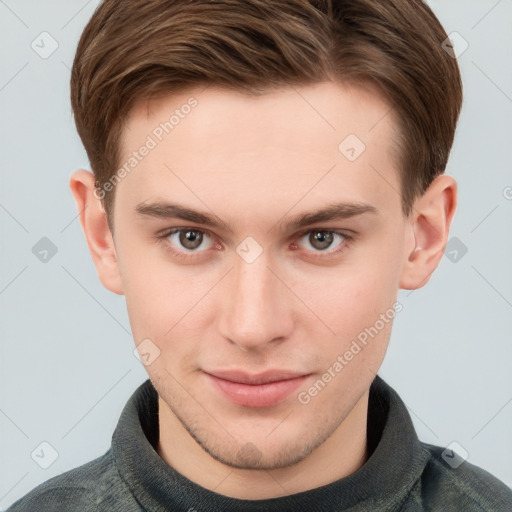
[206,373,310,408]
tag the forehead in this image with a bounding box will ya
[117,81,402,222]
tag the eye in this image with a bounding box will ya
[158,228,219,260]
[157,227,355,261]
[292,229,354,258]
[169,228,211,251]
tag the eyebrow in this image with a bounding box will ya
[135,200,379,233]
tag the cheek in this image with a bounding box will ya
[291,256,400,336]
[286,233,403,369]
[120,255,209,371]
[118,248,176,346]
[115,230,183,322]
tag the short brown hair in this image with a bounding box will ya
[71,0,463,230]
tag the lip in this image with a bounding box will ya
[204,370,311,408]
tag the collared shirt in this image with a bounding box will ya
[7,375,512,511]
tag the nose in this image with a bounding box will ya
[218,248,294,352]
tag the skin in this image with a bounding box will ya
[70,81,457,500]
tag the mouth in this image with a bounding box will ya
[204,369,312,408]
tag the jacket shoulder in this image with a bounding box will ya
[404,442,512,511]
[6,449,138,511]
[6,485,100,512]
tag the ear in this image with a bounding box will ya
[69,169,124,295]
[399,174,457,290]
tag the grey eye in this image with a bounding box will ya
[167,229,213,251]
[307,231,335,251]
[179,230,203,250]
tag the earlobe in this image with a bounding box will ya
[69,169,124,295]
[399,174,457,290]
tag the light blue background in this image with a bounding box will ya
[1,0,511,508]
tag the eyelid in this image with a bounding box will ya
[294,226,355,239]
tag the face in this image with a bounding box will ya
[112,81,409,469]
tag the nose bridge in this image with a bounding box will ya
[220,245,291,351]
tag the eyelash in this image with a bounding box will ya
[156,227,356,262]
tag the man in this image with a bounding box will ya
[8,0,512,510]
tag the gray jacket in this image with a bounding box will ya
[7,376,512,511]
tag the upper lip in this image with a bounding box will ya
[206,369,310,385]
